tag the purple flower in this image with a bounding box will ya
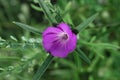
[42,22,77,58]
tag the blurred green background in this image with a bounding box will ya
[0,0,120,80]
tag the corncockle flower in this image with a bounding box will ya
[42,22,77,58]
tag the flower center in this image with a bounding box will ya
[62,34,68,40]
[58,32,68,41]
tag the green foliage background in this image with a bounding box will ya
[0,0,120,80]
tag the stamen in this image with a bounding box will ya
[58,32,68,41]
[62,34,68,40]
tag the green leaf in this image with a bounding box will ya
[75,48,91,64]
[38,0,57,24]
[80,41,120,49]
[31,4,43,11]
[76,13,98,32]
[33,54,53,80]
[13,22,42,35]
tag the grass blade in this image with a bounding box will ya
[13,21,42,35]
[33,54,53,80]
[80,41,120,49]
[76,13,98,32]
[75,48,91,64]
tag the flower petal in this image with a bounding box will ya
[50,42,69,58]
[57,22,72,37]
[43,27,62,36]
[42,27,62,51]
[42,34,58,51]
[66,33,77,52]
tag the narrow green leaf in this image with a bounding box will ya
[55,7,64,23]
[0,68,4,71]
[75,48,91,64]
[13,22,42,35]
[33,54,53,80]
[76,13,98,32]
[31,4,43,11]
[38,0,57,24]
[80,41,120,49]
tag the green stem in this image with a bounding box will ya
[33,54,54,80]
[38,0,57,24]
